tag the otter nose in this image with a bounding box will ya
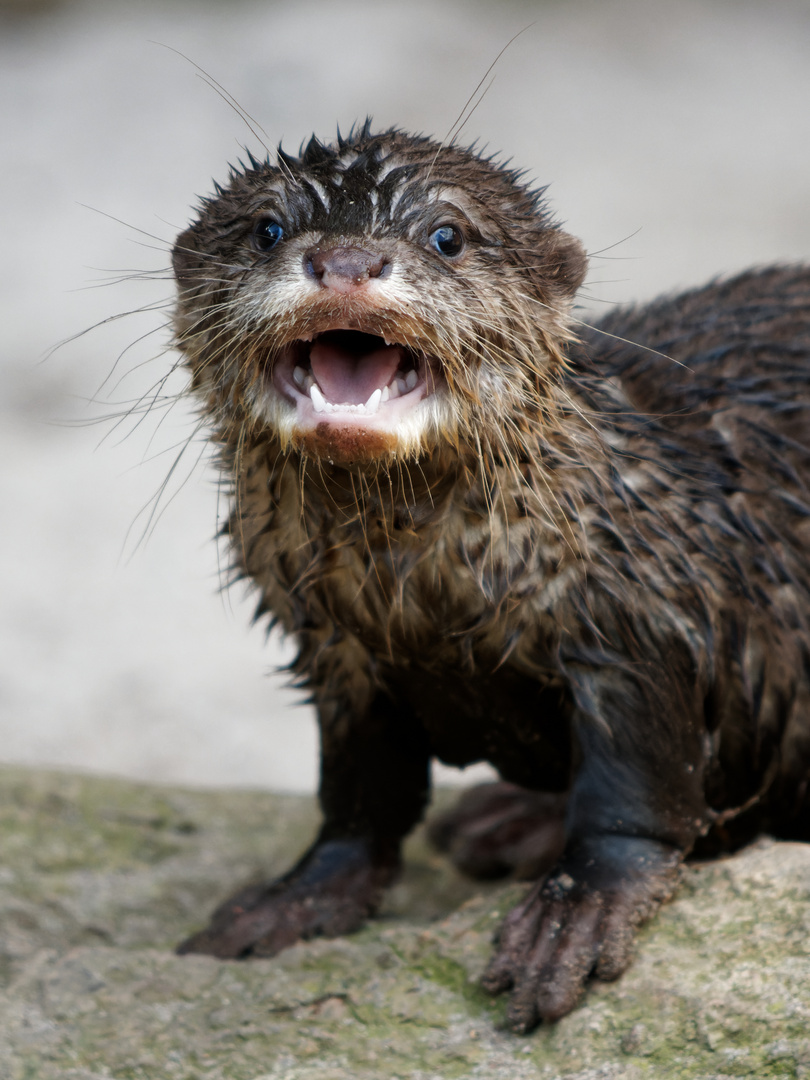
[305,246,388,293]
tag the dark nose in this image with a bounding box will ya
[305,246,388,293]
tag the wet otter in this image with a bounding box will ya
[171,124,810,1032]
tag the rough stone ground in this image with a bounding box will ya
[2,766,809,1080]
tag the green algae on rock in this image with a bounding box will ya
[1,766,809,1079]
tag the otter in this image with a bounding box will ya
[170,124,810,1033]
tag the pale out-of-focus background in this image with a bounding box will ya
[2,0,810,793]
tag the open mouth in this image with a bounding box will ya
[271,329,439,428]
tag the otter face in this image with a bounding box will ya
[172,125,587,466]
[235,221,458,463]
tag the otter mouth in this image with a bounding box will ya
[272,329,440,431]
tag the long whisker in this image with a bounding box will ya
[150,42,272,157]
[425,24,535,181]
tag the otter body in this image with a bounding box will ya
[171,126,810,1032]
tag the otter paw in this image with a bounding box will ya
[427,782,567,880]
[481,836,683,1032]
[177,838,396,959]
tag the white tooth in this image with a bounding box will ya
[304,373,314,391]
[405,369,419,391]
[310,383,327,413]
[364,388,382,414]
[387,380,399,399]
[381,385,390,402]
[293,366,306,388]
[396,377,408,396]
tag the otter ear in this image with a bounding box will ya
[172,228,199,284]
[545,230,588,298]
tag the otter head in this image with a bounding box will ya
[172,124,587,467]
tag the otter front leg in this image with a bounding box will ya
[177,691,430,958]
[483,658,709,1031]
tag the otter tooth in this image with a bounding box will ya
[381,385,390,402]
[405,369,419,391]
[310,383,327,413]
[365,388,382,414]
[293,366,306,388]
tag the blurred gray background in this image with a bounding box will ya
[2,0,810,793]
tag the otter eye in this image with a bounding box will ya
[429,225,464,258]
[252,218,284,252]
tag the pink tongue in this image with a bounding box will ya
[309,338,403,405]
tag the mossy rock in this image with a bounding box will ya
[1,765,809,1079]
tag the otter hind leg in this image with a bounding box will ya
[428,781,567,881]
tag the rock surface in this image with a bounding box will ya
[1,766,809,1080]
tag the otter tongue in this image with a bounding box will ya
[309,337,403,405]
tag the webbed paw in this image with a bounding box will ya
[481,836,683,1031]
[177,838,397,959]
